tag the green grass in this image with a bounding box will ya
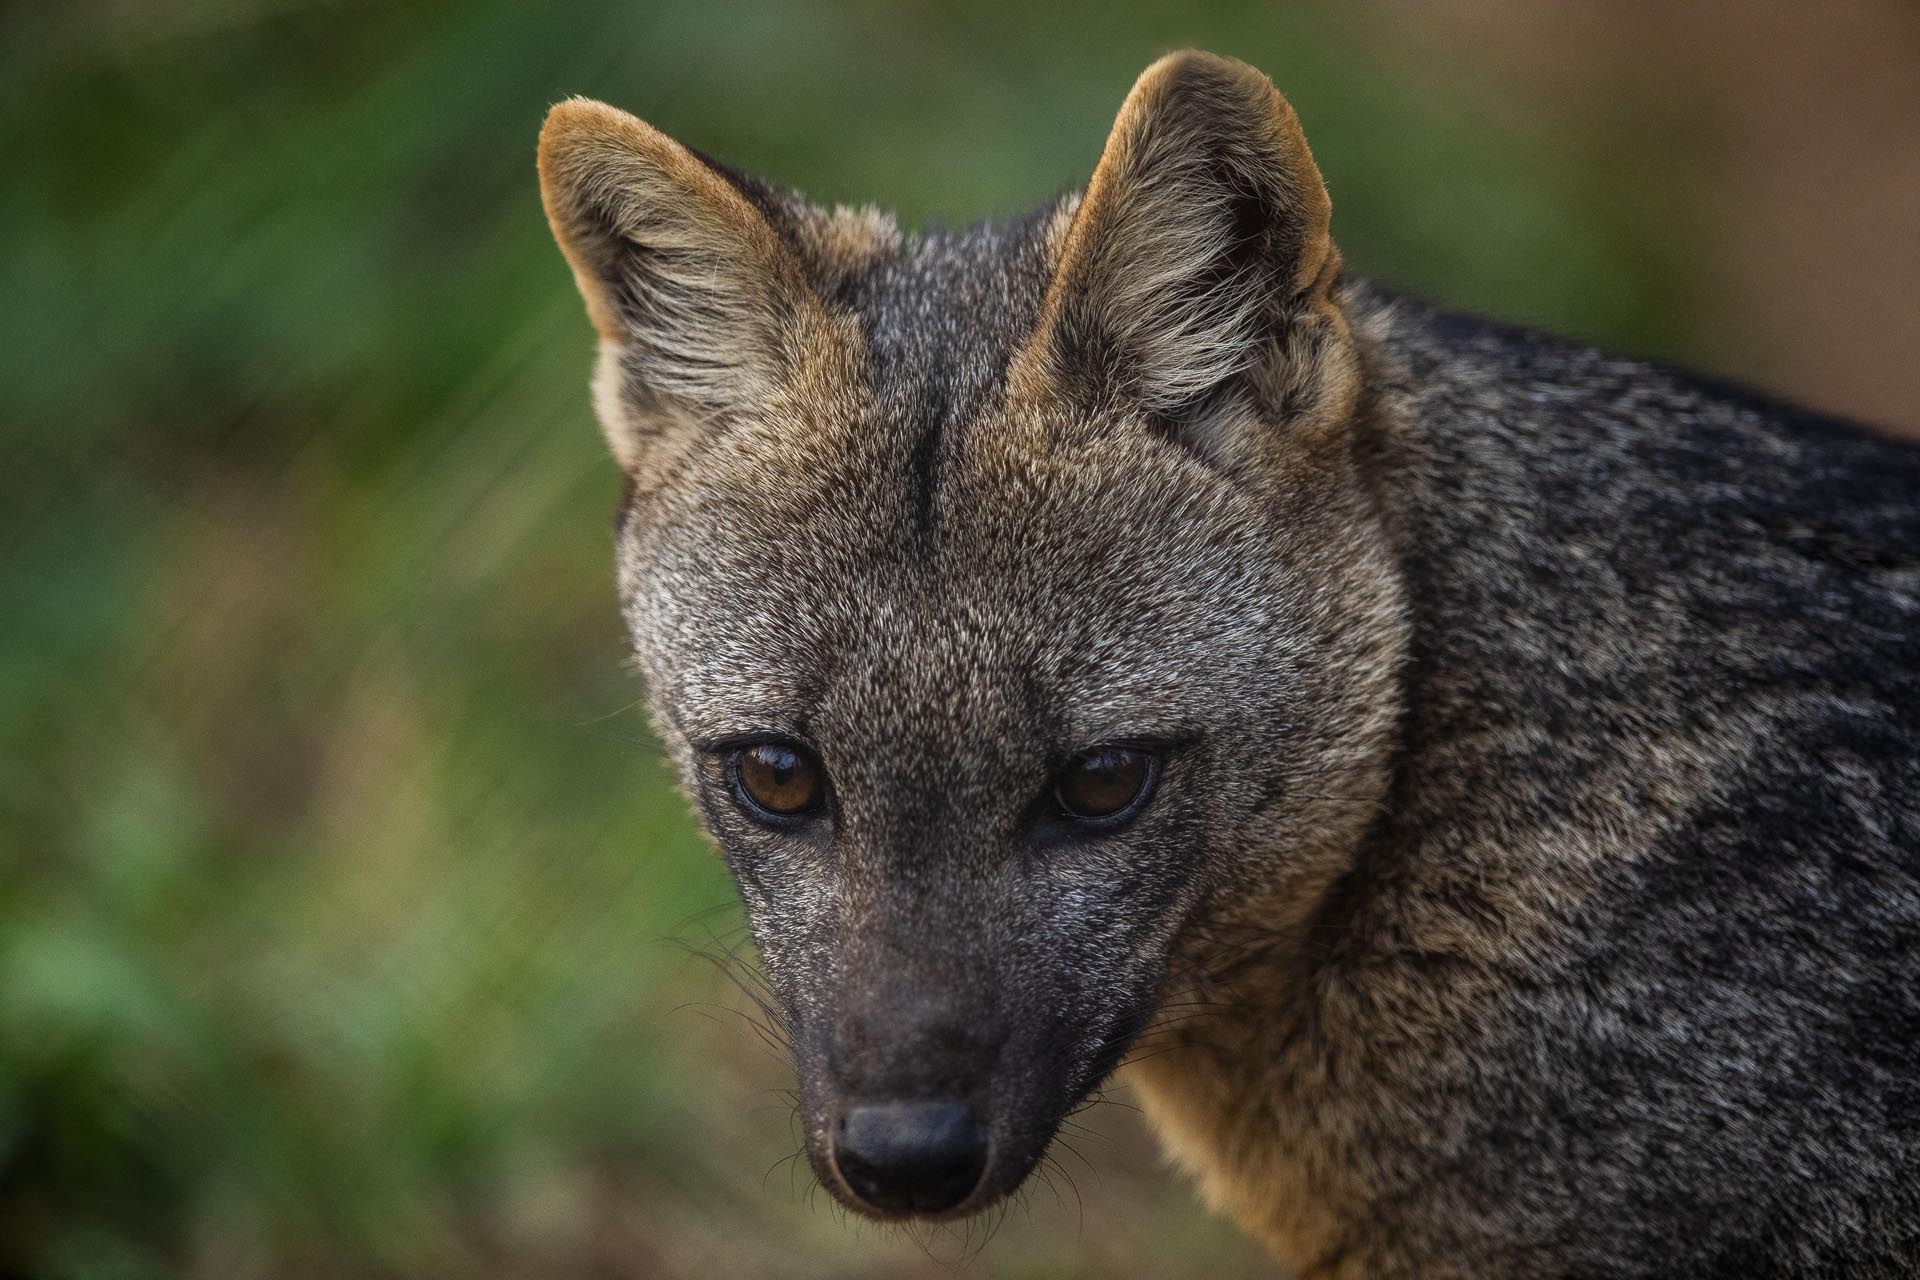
[1,1,1716,1274]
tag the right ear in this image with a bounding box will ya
[1010,52,1353,461]
[537,98,817,473]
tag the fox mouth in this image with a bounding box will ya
[1076,1003,1154,1097]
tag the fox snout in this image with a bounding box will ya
[829,1099,989,1216]
[798,973,1146,1220]
[801,958,1016,1217]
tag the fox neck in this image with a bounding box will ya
[1118,304,1424,1277]
[1122,805,1411,1278]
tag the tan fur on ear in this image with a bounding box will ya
[538,98,800,337]
[1011,51,1349,437]
[537,98,820,472]
[1107,51,1334,286]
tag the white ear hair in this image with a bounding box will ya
[1018,51,1343,434]
[537,97,816,467]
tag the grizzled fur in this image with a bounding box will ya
[538,51,1920,1278]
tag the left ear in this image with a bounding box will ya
[1013,51,1355,454]
[538,97,834,478]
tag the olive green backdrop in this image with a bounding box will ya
[4,2,1915,1276]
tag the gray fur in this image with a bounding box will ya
[539,51,1920,1278]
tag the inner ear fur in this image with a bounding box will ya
[537,98,824,472]
[1013,51,1355,447]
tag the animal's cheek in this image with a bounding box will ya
[731,863,847,961]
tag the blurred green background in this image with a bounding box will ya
[3,2,1916,1276]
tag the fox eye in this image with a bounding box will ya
[730,741,826,821]
[1054,747,1156,822]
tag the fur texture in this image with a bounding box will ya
[538,50,1920,1278]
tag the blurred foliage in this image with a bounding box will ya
[0,0,1752,1276]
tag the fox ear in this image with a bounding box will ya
[1015,52,1354,454]
[537,98,819,473]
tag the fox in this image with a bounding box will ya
[535,50,1920,1278]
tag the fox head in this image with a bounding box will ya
[539,51,1404,1220]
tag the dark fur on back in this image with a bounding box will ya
[538,52,1920,1278]
[1302,286,1920,1274]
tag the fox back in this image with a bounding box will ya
[537,51,1920,1278]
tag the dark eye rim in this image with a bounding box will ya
[721,737,829,827]
[1051,744,1162,830]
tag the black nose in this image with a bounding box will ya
[832,1100,989,1215]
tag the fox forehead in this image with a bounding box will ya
[617,388,1295,757]
[599,164,1317,763]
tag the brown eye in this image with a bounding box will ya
[1054,747,1155,821]
[732,742,825,819]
